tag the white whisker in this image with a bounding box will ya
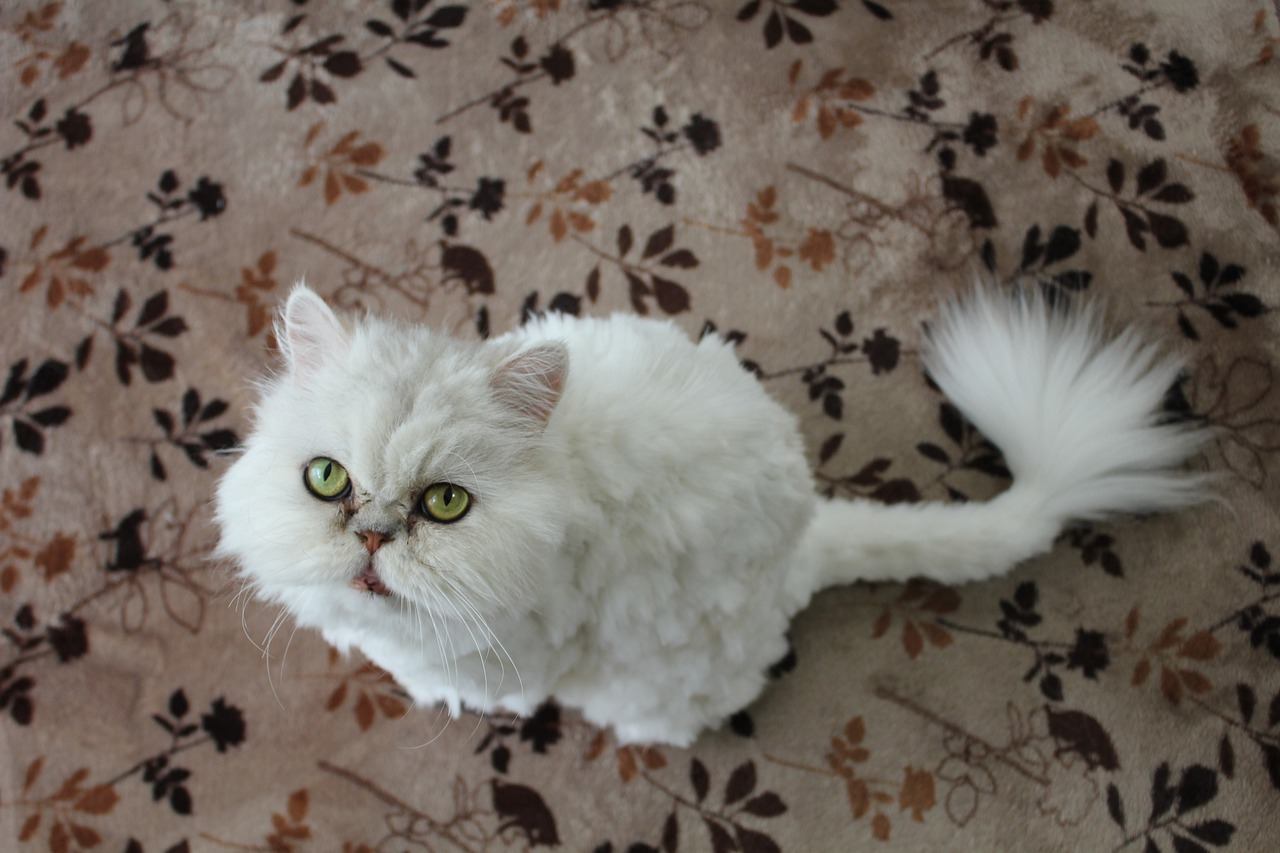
[261,606,289,711]
[430,583,493,743]
[443,576,525,713]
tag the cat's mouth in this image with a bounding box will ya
[350,561,391,597]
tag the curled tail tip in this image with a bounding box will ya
[923,280,1213,521]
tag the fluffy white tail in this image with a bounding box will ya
[796,284,1209,592]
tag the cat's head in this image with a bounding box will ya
[215,284,570,619]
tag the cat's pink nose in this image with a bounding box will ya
[356,530,389,554]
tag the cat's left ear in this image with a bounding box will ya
[491,342,568,426]
[279,283,348,379]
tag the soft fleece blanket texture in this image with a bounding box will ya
[1,1,1278,851]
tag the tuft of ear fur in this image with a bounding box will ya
[491,342,568,425]
[278,282,348,378]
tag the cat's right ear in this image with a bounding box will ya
[278,283,348,379]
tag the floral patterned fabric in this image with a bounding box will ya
[1,1,1278,851]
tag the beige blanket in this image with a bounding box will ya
[2,1,1278,850]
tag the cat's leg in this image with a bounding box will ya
[613,714,704,749]
[791,283,1209,594]
[395,670,463,717]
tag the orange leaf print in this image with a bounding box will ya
[23,757,43,793]
[1125,607,1140,639]
[50,821,69,853]
[845,716,865,744]
[354,692,375,730]
[872,812,891,840]
[47,276,65,309]
[1,566,18,592]
[901,621,923,659]
[639,747,667,770]
[567,211,595,233]
[376,694,406,718]
[1179,669,1212,695]
[577,180,611,204]
[69,824,100,847]
[1178,631,1221,661]
[817,106,837,139]
[298,166,317,187]
[1156,618,1187,651]
[554,169,583,194]
[549,209,568,242]
[617,747,637,782]
[839,79,875,100]
[1017,137,1035,161]
[920,622,952,649]
[349,142,383,166]
[54,42,90,78]
[303,121,324,148]
[330,131,359,156]
[1132,657,1151,686]
[773,265,792,289]
[847,779,870,818]
[71,247,109,271]
[326,682,347,711]
[1062,117,1099,141]
[1059,147,1087,169]
[832,737,869,764]
[324,171,341,205]
[584,730,608,761]
[1042,146,1061,178]
[53,768,88,801]
[817,68,843,90]
[35,533,75,581]
[342,174,369,194]
[21,477,39,501]
[838,109,863,128]
[920,587,960,614]
[792,96,810,123]
[74,785,118,815]
[248,304,271,338]
[871,608,892,638]
[798,229,835,271]
[288,789,308,823]
[19,814,39,842]
[752,236,774,271]
[898,766,935,821]
[1159,666,1182,705]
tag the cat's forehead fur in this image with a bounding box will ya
[261,316,521,498]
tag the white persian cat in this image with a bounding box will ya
[215,283,1204,746]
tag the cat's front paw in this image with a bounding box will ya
[403,680,463,717]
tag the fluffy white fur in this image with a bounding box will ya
[215,283,1206,746]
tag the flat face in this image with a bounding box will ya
[219,318,566,623]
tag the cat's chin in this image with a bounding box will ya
[348,561,392,597]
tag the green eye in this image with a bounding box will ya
[421,483,470,523]
[304,457,350,501]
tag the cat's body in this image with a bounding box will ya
[217,284,1205,746]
